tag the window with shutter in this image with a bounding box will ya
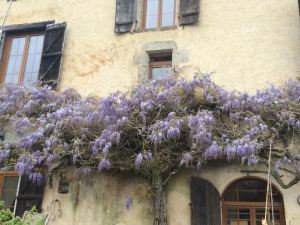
[115,0,137,33]
[179,0,199,25]
[39,22,66,89]
[190,177,221,225]
[0,21,66,89]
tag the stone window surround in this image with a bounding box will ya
[134,41,188,81]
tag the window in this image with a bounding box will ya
[0,172,19,211]
[114,0,200,33]
[222,178,286,225]
[0,21,67,89]
[0,32,44,87]
[149,51,172,79]
[143,0,175,29]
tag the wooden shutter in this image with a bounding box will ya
[0,32,7,69]
[15,175,44,217]
[39,22,66,89]
[0,125,4,141]
[190,177,221,225]
[115,0,136,33]
[179,0,200,25]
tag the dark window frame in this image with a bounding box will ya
[142,0,176,30]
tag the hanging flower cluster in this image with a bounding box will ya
[0,75,299,186]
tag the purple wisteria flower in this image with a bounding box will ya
[135,153,143,170]
[143,151,152,162]
[125,196,133,210]
[29,172,43,186]
[203,141,223,160]
[196,160,201,173]
[180,152,193,167]
[98,159,111,171]
[13,117,31,135]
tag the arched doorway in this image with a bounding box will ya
[221,178,286,225]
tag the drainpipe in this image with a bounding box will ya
[13,175,21,216]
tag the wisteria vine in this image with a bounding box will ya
[0,75,299,188]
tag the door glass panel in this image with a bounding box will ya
[5,37,26,84]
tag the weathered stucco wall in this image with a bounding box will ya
[1,0,300,224]
[41,164,300,225]
[42,172,153,225]
[1,0,299,96]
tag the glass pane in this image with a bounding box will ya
[146,15,158,29]
[238,190,266,202]
[32,54,42,71]
[23,73,39,88]
[162,0,174,27]
[24,54,34,73]
[151,66,171,80]
[4,37,26,84]
[255,209,281,225]
[162,12,174,26]
[162,0,174,13]
[6,55,17,74]
[28,36,38,54]
[238,179,266,190]
[0,176,19,209]
[17,38,25,55]
[10,38,20,55]
[147,0,158,15]
[23,35,44,87]
[36,36,44,53]
[224,191,237,201]
[227,208,250,225]
[146,0,158,28]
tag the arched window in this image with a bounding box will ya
[222,178,286,225]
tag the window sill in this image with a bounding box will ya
[136,25,177,33]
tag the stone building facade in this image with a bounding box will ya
[0,0,300,224]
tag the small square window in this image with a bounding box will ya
[143,0,175,29]
[149,51,172,80]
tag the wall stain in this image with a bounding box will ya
[65,43,120,78]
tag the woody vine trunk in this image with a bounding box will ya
[152,173,168,225]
